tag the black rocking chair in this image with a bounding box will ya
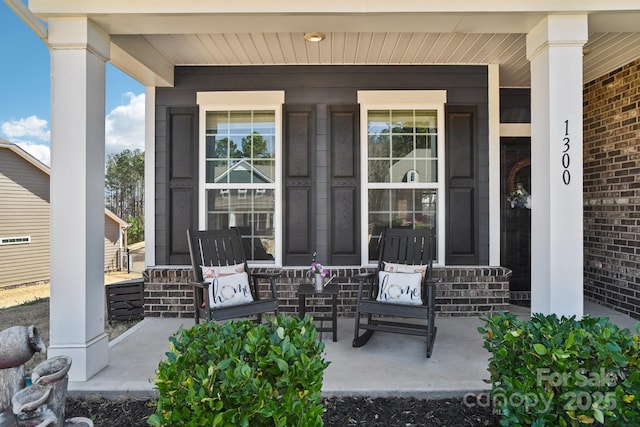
[187,228,280,324]
[353,228,439,358]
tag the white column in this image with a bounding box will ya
[488,64,501,266]
[144,86,156,267]
[526,15,587,317]
[47,17,110,381]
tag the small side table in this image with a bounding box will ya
[297,283,339,342]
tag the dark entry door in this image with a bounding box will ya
[500,138,531,294]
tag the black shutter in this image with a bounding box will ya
[328,105,360,265]
[445,106,478,265]
[167,106,198,264]
[283,105,315,265]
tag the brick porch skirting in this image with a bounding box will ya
[143,266,511,319]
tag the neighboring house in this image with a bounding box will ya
[212,159,275,260]
[104,209,129,272]
[8,1,640,381]
[0,140,128,287]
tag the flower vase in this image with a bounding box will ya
[314,274,324,291]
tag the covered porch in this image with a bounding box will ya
[6,0,640,382]
[68,300,638,398]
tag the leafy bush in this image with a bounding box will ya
[127,215,144,244]
[148,315,329,426]
[479,312,640,426]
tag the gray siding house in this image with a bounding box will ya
[0,140,128,287]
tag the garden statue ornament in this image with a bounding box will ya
[0,326,93,427]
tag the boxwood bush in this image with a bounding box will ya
[148,315,329,427]
[479,312,640,426]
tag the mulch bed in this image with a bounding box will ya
[65,396,499,426]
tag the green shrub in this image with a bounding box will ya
[479,312,640,426]
[127,215,144,244]
[148,315,330,427]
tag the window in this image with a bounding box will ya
[0,236,31,245]
[406,169,419,183]
[359,91,446,265]
[198,91,284,265]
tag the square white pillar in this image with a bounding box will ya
[47,18,110,381]
[526,15,588,317]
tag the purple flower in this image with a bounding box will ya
[311,261,329,277]
[311,252,330,277]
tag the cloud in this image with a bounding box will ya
[1,116,51,165]
[1,115,50,141]
[1,92,145,166]
[105,92,145,156]
[15,142,51,166]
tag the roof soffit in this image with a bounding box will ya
[21,3,640,87]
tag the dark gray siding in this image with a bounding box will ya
[156,65,489,265]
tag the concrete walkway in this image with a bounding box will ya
[68,301,639,399]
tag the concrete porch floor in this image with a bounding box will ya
[68,300,639,400]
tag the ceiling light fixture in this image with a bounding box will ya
[304,32,325,43]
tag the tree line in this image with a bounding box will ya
[105,149,144,243]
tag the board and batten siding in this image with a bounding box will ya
[0,148,50,286]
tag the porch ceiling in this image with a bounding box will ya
[25,3,640,88]
[110,31,640,88]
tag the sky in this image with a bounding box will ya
[0,2,145,166]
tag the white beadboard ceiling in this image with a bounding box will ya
[109,31,640,87]
[26,4,640,88]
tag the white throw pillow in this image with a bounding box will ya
[201,263,245,281]
[383,262,428,279]
[376,271,423,305]
[208,272,253,308]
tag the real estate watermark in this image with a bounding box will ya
[536,367,617,388]
[464,368,618,414]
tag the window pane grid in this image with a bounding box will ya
[367,109,438,184]
[367,189,437,230]
[205,110,276,184]
[206,188,275,261]
[366,108,440,263]
[204,107,277,263]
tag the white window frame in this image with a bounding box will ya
[358,90,447,266]
[197,91,284,267]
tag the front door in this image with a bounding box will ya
[501,137,531,297]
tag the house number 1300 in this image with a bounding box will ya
[562,120,571,185]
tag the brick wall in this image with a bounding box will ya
[143,266,510,319]
[584,58,640,319]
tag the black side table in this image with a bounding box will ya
[297,283,339,342]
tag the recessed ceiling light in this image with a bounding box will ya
[304,32,325,43]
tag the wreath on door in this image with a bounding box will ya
[507,158,531,209]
